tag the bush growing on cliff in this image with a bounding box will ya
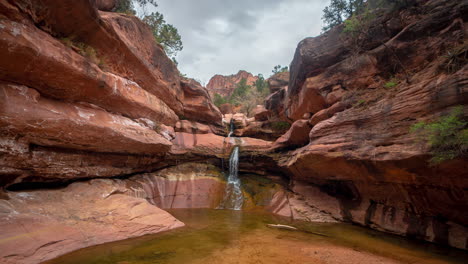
[59,38,106,69]
[213,93,227,107]
[272,65,288,74]
[322,0,365,32]
[410,106,468,164]
[143,12,183,58]
[113,0,183,61]
[213,78,269,116]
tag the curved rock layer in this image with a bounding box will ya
[278,0,468,249]
[0,179,184,264]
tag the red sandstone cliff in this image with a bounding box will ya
[263,0,468,249]
[206,70,258,97]
[0,0,467,262]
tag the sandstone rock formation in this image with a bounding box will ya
[181,78,223,126]
[276,0,468,249]
[267,71,289,93]
[206,70,258,97]
[0,0,467,262]
[0,179,184,264]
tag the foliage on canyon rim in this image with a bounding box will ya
[411,106,468,164]
[59,38,106,69]
[321,0,365,32]
[114,0,183,60]
[322,0,414,32]
[272,65,288,74]
[214,77,270,116]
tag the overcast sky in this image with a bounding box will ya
[139,0,329,85]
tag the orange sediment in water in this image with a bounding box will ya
[44,209,468,264]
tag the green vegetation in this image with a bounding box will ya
[213,76,270,116]
[113,0,183,62]
[322,0,413,32]
[272,65,288,74]
[410,106,467,164]
[384,78,398,88]
[143,12,183,58]
[213,93,228,107]
[342,8,374,37]
[59,37,106,69]
[271,121,291,131]
[442,42,468,73]
[353,99,366,108]
[254,74,268,93]
[322,0,365,32]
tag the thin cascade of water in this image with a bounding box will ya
[218,119,244,210]
[219,146,244,210]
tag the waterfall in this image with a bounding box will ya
[219,119,244,210]
[219,146,244,210]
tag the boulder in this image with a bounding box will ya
[180,78,223,126]
[272,120,312,149]
[267,71,289,93]
[253,105,271,121]
[265,87,289,121]
[232,113,248,129]
[309,101,347,126]
[96,0,116,11]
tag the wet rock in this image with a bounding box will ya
[128,163,226,209]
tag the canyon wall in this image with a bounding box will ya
[269,0,468,250]
[206,70,258,97]
[0,0,467,262]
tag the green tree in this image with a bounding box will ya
[213,93,227,107]
[112,1,183,61]
[321,0,365,32]
[272,65,288,74]
[114,0,135,14]
[143,12,183,58]
[254,74,268,93]
[231,78,251,101]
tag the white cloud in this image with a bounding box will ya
[154,0,329,84]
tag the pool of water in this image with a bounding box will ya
[44,209,468,264]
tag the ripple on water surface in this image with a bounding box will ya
[44,209,468,264]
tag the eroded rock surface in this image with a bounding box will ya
[275,0,468,249]
[0,179,184,264]
[206,70,258,97]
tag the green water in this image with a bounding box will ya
[44,209,467,264]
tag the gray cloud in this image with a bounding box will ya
[150,0,328,84]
